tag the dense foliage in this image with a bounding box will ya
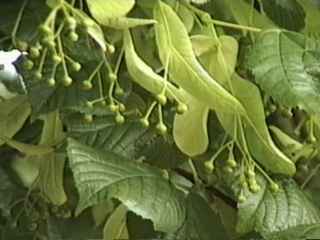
[1,0,320,239]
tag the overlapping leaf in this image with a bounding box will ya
[67,139,186,233]
[247,29,320,114]
[237,177,320,240]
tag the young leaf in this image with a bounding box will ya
[67,138,186,233]
[0,96,31,146]
[86,0,135,20]
[247,29,320,114]
[153,1,245,116]
[103,204,129,240]
[237,177,320,240]
[37,111,67,205]
[173,90,209,157]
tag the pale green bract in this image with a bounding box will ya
[153,1,246,116]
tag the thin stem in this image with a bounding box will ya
[188,158,201,184]
[57,36,69,76]
[11,0,28,46]
[302,163,320,189]
[144,101,157,119]
[210,19,262,32]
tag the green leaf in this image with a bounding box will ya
[153,1,245,116]
[248,29,320,114]
[103,204,129,240]
[86,0,135,20]
[0,96,31,146]
[69,120,151,160]
[261,0,305,31]
[237,177,320,240]
[37,111,67,205]
[173,90,209,157]
[67,138,186,233]
[175,193,229,240]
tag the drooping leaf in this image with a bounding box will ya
[153,1,246,116]
[0,96,31,146]
[247,29,320,114]
[173,90,209,157]
[37,111,67,205]
[67,138,186,233]
[237,177,320,240]
[103,204,129,240]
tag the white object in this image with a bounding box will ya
[0,49,26,99]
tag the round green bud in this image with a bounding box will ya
[109,103,119,112]
[42,37,55,49]
[109,73,117,82]
[247,169,255,178]
[250,183,261,193]
[156,122,167,135]
[83,114,93,123]
[238,193,246,203]
[52,54,62,65]
[270,182,280,192]
[39,24,52,36]
[107,44,115,54]
[82,80,93,90]
[156,94,167,105]
[176,102,188,114]
[115,114,125,125]
[71,62,81,72]
[227,159,237,168]
[99,100,107,106]
[224,166,234,174]
[34,71,42,80]
[29,47,41,58]
[115,86,124,96]
[63,76,73,86]
[204,160,214,173]
[85,101,93,108]
[47,78,56,87]
[68,31,79,42]
[140,118,150,128]
[28,222,38,231]
[119,103,126,112]
[23,59,34,70]
[66,16,77,30]
[16,41,28,51]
